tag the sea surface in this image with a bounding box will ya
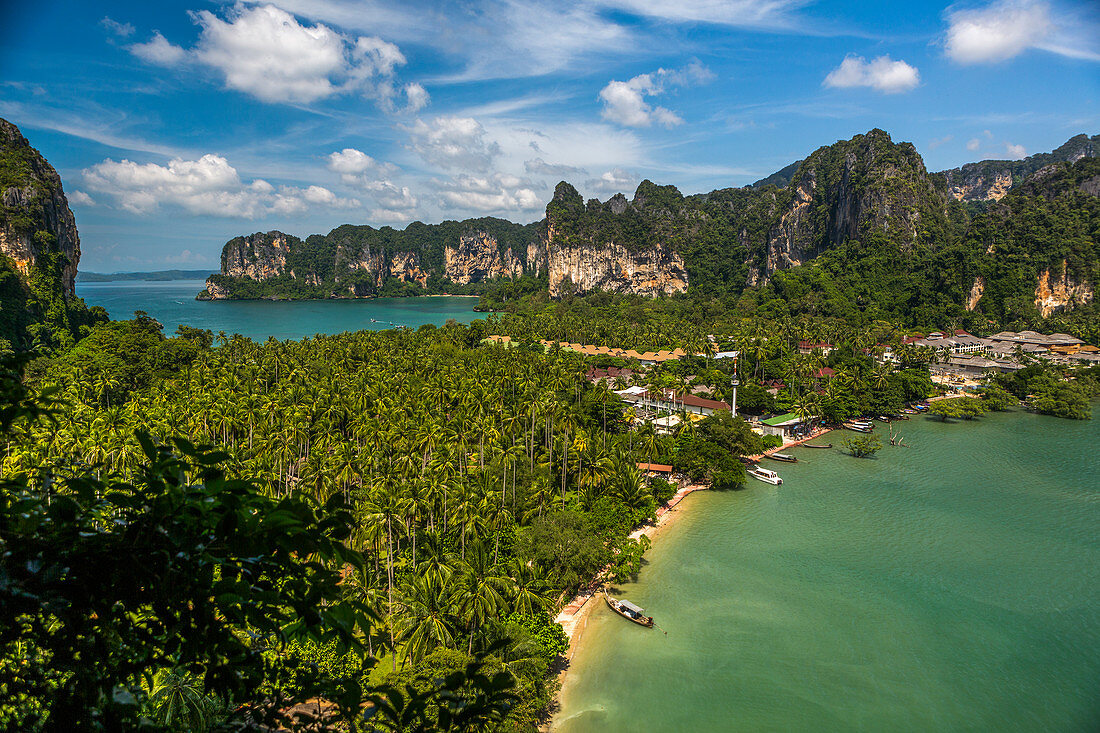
[76,280,481,341]
[555,410,1100,732]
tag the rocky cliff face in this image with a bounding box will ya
[0,118,81,297]
[1034,262,1094,317]
[389,251,428,287]
[943,169,1014,202]
[936,133,1099,202]
[221,231,295,280]
[751,129,934,283]
[444,231,523,284]
[0,118,102,349]
[545,224,687,298]
[966,276,985,311]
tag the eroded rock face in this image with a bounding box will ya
[547,237,688,298]
[389,251,428,287]
[0,119,81,297]
[1035,262,1093,317]
[966,276,985,311]
[221,231,294,280]
[444,231,523,284]
[944,170,1014,202]
[754,133,927,283]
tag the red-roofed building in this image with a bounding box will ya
[798,341,835,355]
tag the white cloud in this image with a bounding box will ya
[928,134,954,149]
[944,0,1100,64]
[68,190,96,206]
[598,63,712,128]
[129,4,424,107]
[436,173,541,213]
[403,83,430,113]
[327,148,398,183]
[824,55,920,93]
[163,248,211,265]
[101,17,135,37]
[408,116,500,171]
[967,137,981,151]
[585,168,638,195]
[327,148,417,217]
[1005,142,1027,159]
[946,0,1051,63]
[129,32,188,65]
[83,154,358,218]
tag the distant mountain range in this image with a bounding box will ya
[78,269,217,282]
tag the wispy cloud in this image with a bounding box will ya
[0,100,188,158]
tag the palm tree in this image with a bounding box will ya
[398,573,459,664]
[453,544,511,654]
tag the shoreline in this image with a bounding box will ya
[547,425,837,729]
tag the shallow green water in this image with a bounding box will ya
[556,411,1100,732]
[76,280,480,341]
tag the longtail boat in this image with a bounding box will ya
[803,442,832,449]
[765,452,798,463]
[604,593,655,628]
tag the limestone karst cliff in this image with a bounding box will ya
[444,231,524,285]
[0,118,101,349]
[935,133,1099,202]
[1035,262,1094,318]
[0,119,81,297]
[203,129,1098,329]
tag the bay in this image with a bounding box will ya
[76,280,481,341]
[555,410,1100,732]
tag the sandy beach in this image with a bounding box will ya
[552,424,839,679]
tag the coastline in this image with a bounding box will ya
[547,424,837,729]
[553,481,711,650]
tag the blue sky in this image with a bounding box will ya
[1,0,1098,271]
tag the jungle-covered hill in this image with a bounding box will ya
[207,129,1099,337]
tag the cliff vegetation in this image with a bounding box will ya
[0,119,105,352]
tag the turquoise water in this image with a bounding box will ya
[556,411,1100,732]
[76,281,481,341]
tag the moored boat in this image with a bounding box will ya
[803,442,832,449]
[748,466,783,484]
[844,422,874,433]
[765,452,798,463]
[604,593,654,627]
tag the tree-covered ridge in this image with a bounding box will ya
[0,122,60,236]
[205,129,1098,340]
[934,133,1100,199]
[750,159,803,190]
[205,217,543,300]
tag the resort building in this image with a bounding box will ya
[987,331,1084,348]
[485,336,689,365]
[798,341,835,355]
[756,413,810,439]
[910,332,989,354]
[637,462,674,477]
[615,388,730,432]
